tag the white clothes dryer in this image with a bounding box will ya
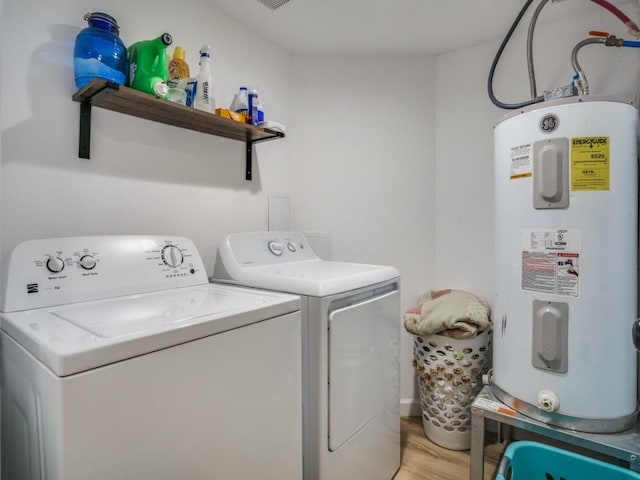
[213,231,401,480]
[1,235,302,480]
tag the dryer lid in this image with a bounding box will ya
[1,284,299,376]
[214,231,399,296]
[222,259,398,296]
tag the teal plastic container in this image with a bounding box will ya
[496,441,640,480]
[127,33,172,97]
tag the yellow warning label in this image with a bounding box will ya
[570,137,609,191]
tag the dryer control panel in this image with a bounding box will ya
[3,236,208,312]
[218,231,318,268]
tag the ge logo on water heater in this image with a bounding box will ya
[539,114,559,133]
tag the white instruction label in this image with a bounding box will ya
[510,144,532,179]
[521,228,581,297]
[473,396,517,416]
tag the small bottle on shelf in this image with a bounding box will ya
[248,89,258,125]
[168,46,190,80]
[231,86,249,122]
[256,95,264,124]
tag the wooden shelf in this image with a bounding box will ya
[72,78,285,180]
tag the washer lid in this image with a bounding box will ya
[224,259,398,296]
[1,283,299,376]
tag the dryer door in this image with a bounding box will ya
[328,285,399,451]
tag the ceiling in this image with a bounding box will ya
[202,0,624,55]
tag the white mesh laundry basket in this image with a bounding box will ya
[414,329,491,450]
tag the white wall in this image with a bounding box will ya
[435,0,640,301]
[288,1,640,414]
[289,54,437,413]
[435,2,639,302]
[1,0,293,278]
[2,0,639,419]
[0,0,3,467]
[434,0,640,414]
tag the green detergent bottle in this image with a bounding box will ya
[127,33,172,97]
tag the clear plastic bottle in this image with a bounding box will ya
[194,45,215,113]
[73,12,128,89]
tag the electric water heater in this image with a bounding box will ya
[492,96,638,433]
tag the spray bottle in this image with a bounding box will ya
[127,33,172,97]
[194,45,215,113]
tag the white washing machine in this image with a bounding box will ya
[213,231,401,480]
[1,235,302,480]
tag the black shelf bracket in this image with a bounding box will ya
[245,133,285,181]
[79,102,92,159]
[246,142,254,181]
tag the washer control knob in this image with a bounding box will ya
[79,255,97,270]
[268,241,283,256]
[46,256,65,273]
[162,245,184,267]
[287,242,296,252]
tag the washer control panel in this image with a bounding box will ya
[3,236,208,312]
[36,247,102,278]
[162,245,184,267]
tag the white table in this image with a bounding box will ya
[470,386,640,480]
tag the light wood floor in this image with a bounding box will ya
[394,416,505,480]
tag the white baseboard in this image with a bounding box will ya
[400,398,421,417]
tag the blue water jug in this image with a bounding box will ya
[73,12,128,89]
